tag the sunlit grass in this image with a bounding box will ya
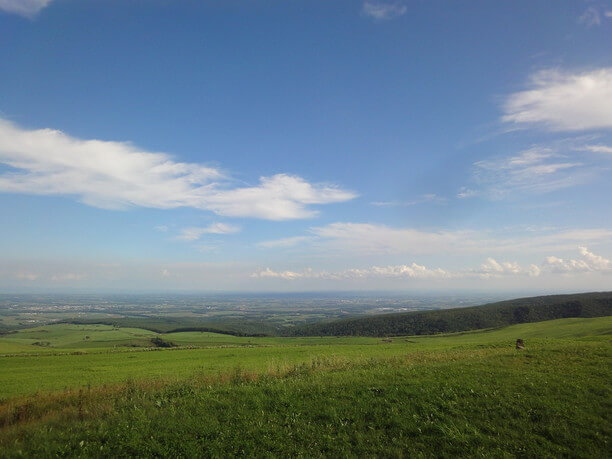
[0,336,609,457]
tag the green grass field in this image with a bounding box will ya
[0,316,610,456]
[1,317,610,399]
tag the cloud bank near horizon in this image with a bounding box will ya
[251,247,611,281]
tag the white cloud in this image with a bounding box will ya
[257,236,314,249]
[154,225,169,232]
[581,144,612,154]
[0,119,355,220]
[0,0,51,17]
[200,174,355,220]
[502,68,612,131]
[362,1,407,20]
[606,11,612,18]
[475,258,541,278]
[176,223,241,241]
[542,246,611,273]
[578,246,611,270]
[542,255,590,273]
[478,258,522,275]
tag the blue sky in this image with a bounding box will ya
[0,0,611,292]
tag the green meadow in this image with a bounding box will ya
[0,316,610,456]
[0,316,609,457]
[1,317,610,399]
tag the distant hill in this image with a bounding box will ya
[286,292,612,337]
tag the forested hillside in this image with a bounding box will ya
[59,317,275,336]
[287,292,612,337]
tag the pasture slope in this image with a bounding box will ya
[0,315,610,457]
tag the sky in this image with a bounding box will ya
[0,0,611,293]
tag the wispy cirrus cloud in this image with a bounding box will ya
[362,1,407,20]
[579,6,602,27]
[310,222,473,255]
[468,146,584,197]
[257,236,315,249]
[176,223,241,241]
[258,222,612,257]
[578,2,612,27]
[0,119,356,220]
[502,68,612,131]
[581,144,612,154]
[371,193,446,207]
[0,0,52,17]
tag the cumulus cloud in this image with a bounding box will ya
[475,258,541,278]
[176,223,241,241]
[502,68,612,131]
[543,246,611,273]
[0,119,355,220]
[252,263,451,281]
[362,1,407,20]
[251,267,310,280]
[0,0,51,17]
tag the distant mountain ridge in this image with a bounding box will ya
[286,292,612,337]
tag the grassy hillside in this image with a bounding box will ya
[0,317,609,457]
[288,291,612,336]
[0,316,609,399]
